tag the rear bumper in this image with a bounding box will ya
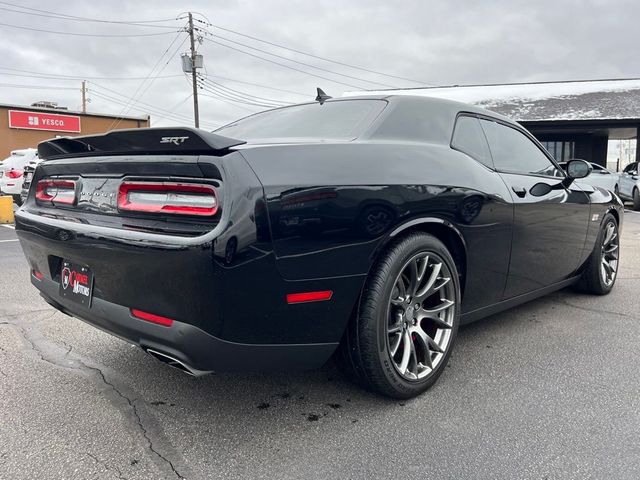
[35,274,338,372]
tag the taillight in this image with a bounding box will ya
[118,181,218,216]
[7,169,23,179]
[35,179,77,205]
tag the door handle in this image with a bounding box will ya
[511,185,527,198]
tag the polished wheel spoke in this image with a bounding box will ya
[599,221,619,287]
[389,332,402,356]
[386,251,456,381]
[391,275,408,305]
[398,330,412,374]
[415,262,442,299]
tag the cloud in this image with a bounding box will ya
[0,0,638,130]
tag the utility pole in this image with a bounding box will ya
[187,13,200,128]
[81,80,87,114]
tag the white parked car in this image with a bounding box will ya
[558,161,620,194]
[19,154,44,204]
[617,161,640,210]
[0,148,38,206]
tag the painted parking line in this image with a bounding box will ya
[1,224,15,229]
[0,239,19,243]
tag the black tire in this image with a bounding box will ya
[338,233,460,399]
[576,213,619,295]
[633,188,640,211]
[12,194,22,207]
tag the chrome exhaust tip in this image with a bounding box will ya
[145,348,211,377]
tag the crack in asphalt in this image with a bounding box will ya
[84,452,128,480]
[551,297,640,321]
[76,357,185,480]
[3,318,188,480]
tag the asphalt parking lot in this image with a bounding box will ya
[1,213,639,480]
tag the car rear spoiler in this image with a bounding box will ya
[37,127,246,160]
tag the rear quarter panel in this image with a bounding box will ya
[240,141,515,313]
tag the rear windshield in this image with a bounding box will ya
[215,99,387,142]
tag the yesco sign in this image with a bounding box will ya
[8,110,81,133]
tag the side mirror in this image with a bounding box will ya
[566,159,592,179]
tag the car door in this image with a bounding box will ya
[619,162,638,198]
[480,119,591,299]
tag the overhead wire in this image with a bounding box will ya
[0,21,178,37]
[90,80,220,129]
[0,83,76,90]
[197,74,292,107]
[0,1,182,26]
[197,27,394,89]
[0,67,182,81]
[201,36,366,89]
[198,82,277,109]
[198,20,432,86]
[108,30,188,129]
[90,89,218,129]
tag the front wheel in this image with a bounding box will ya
[340,233,460,399]
[576,213,619,295]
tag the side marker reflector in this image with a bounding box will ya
[32,270,44,280]
[130,308,174,327]
[286,290,333,304]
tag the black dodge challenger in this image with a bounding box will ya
[15,95,623,398]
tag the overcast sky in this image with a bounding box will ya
[1,0,638,130]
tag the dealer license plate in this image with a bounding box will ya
[59,261,94,307]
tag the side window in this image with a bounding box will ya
[480,119,560,177]
[624,163,638,174]
[451,116,493,169]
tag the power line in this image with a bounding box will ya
[89,82,196,122]
[198,91,261,114]
[0,67,182,81]
[108,32,188,129]
[92,90,220,131]
[198,81,279,108]
[0,6,179,29]
[201,21,432,86]
[90,89,205,126]
[197,27,397,88]
[202,36,367,89]
[0,21,179,37]
[0,1,182,25]
[0,83,76,90]
[205,74,308,97]
[198,74,292,106]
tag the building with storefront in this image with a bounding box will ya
[347,79,640,171]
[0,101,149,160]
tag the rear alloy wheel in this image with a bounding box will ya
[633,188,640,211]
[341,233,460,398]
[576,213,619,295]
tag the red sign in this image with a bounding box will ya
[8,110,81,133]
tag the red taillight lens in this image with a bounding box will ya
[286,290,333,304]
[35,179,77,205]
[118,182,218,216]
[130,308,174,327]
[7,169,23,179]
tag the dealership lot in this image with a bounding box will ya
[0,215,639,479]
